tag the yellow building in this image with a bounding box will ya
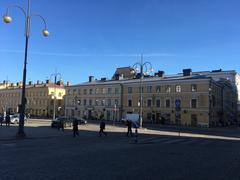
[65,76,122,121]
[0,80,65,118]
[65,69,238,127]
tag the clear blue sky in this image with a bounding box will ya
[0,0,240,84]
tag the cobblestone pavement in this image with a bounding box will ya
[1,120,240,180]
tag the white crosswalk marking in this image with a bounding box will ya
[161,138,188,144]
[138,136,232,146]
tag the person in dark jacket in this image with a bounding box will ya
[126,120,133,137]
[5,114,10,127]
[99,120,107,137]
[0,114,3,126]
[73,119,79,137]
[58,119,64,131]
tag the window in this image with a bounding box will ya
[107,99,111,106]
[108,88,112,94]
[73,89,77,95]
[78,89,81,95]
[191,99,197,108]
[176,85,181,92]
[147,86,152,93]
[101,100,105,106]
[212,96,216,107]
[89,99,92,106]
[147,99,152,107]
[89,89,93,95]
[156,86,161,93]
[68,89,72,95]
[95,99,99,106]
[95,88,99,94]
[156,99,161,107]
[147,113,152,121]
[58,92,62,98]
[128,87,132,94]
[139,86,144,93]
[77,99,81,105]
[115,88,119,94]
[166,99,170,108]
[83,89,87,95]
[191,84,197,92]
[128,99,132,107]
[114,99,119,106]
[102,88,107,94]
[166,85,171,93]
[83,99,87,106]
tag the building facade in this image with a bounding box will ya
[65,77,123,122]
[65,68,238,127]
[0,80,65,118]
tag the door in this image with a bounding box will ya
[191,114,198,127]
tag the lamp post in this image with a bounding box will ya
[131,55,154,128]
[3,0,49,137]
[50,72,61,121]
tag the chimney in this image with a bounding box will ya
[183,69,192,76]
[56,80,64,85]
[66,81,70,86]
[212,69,222,73]
[115,74,122,80]
[115,74,124,80]
[101,77,107,81]
[29,81,32,85]
[46,80,50,84]
[36,80,40,85]
[155,71,165,77]
[89,76,95,82]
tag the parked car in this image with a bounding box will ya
[9,114,27,124]
[51,117,87,128]
[77,117,88,125]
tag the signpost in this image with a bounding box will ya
[175,99,181,136]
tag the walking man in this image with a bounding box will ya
[99,120,107,137]
[0,114,3,126]
[73,119,79,137]
[5,114,10,127]
[58,119,64,131]
[126,120,133,137]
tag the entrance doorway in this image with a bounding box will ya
[191,114,198,127]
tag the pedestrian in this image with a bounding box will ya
[5,114,10,127]
[0,114,3,126]
[58,119,64,131]
[99,120,107,137]
[126,120,133,137]
[73,119,79,137]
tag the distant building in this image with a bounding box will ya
[65,68,238,127]
[65,76,122,121]
[0,80,66,118]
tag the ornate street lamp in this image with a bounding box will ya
[3,0,49,137]
[131,55,154,128]
[50,72,62,121]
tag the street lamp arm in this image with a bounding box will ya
[30,14,49,36]
[142,61,152,68]
[4,5,27,18]
[132,62,142,67]
[30,14,48,30]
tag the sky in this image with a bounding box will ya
[0,0,240,84]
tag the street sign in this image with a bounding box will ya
[175,99,181,111]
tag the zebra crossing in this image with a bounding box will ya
[136,136,239,146]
